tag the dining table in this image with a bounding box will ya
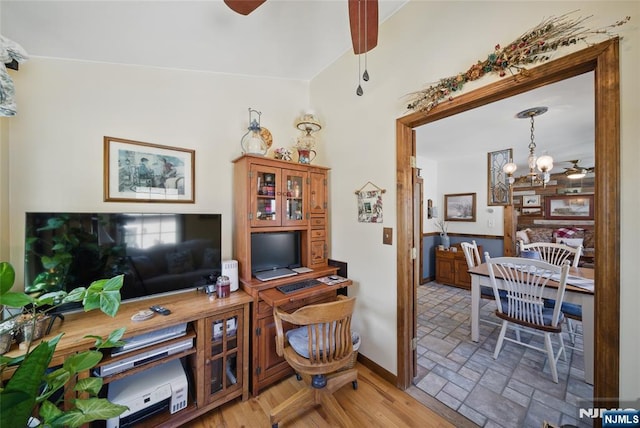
[468,263,595,384]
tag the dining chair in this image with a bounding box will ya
[461,240,507,300]
[521,242,583,346]
[269,295,358,428]
[485,254,570,383]
[520,242,582,267]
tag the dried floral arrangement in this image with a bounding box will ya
[406,12,630,112]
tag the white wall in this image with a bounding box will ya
[6,58,309,285]
[311,0,639,400]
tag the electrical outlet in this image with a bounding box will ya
[383,227,393,245]
[488,219,495,228]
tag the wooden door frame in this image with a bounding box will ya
[395,39,620,410]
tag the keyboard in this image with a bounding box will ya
[276,279,322,294]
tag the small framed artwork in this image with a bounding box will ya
[522,195,541,207]
[444,193,476,222]
[545,194,594,220]
[104,136,195,203]
[487,148,513,206]
[521,207,542,215]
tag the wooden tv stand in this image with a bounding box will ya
[3,290,252,428]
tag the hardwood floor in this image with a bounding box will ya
[187,363,457,427]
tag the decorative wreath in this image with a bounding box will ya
[405,12,630,113]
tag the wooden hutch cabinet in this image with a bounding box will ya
[233,155,330,280]
[232,155,345,396]
[435,243,482,289]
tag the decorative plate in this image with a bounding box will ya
[260,127,273,149]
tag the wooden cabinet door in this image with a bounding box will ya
[281,168,308,227]
[454,258,472,289]
[204,308,244,406]
[250,165,282,227]
[435,252,455,285]
[309,171,327,214]
[310,239,327,267]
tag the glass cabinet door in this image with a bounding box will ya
[205,309,242,403]
[282,169,308,226]
[250,165,281,227]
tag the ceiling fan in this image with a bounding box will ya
[563,159,595,179]
[224,0,378,94]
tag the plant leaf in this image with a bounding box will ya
[0,262,16,294]
[51,398,128,427]
[1,341,55,427]
[39,367,71,402]
[74,377,103,396]
[63,350,103,373]
[39,399,64,425]
[0,290,36,308]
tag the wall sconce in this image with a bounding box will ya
[240,108,267,156]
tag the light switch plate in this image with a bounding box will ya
[383,227,393,245]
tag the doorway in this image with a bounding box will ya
[395,39,621,414]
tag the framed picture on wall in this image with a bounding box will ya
[104,136,195,203]
[444,193,476,222]
[522,195,541,207]
[545,194,594,220]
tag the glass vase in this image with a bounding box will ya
[440,233,450,249]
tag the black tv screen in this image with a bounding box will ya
[250,231,301,274]
[24,212,222,308]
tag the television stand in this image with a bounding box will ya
[2,290,253,427]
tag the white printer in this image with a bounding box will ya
[106,359,188,428]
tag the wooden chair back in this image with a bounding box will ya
[461,240,482,269]
[273,295,356,375]
[520,242,582,267]
[486,255,569,331]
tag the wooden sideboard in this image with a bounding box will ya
[2,290,253,427]
[435,244,482,289]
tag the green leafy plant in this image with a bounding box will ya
[0,261,128,427]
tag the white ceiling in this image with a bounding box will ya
[2,0,593,174]
[417,71,595,176]
[0,0,408,81]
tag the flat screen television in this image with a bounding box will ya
[250,231,301,274]
[24,212,222,310]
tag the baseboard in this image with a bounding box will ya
[356,352,396,386]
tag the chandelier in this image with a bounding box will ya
[503,107,554,188]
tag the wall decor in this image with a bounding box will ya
[444,193,476,222]
[355,181,385,223]
[104,136,195,203]
[545,194,594,220]
[487,148,512,206]
[522,194,541,207]
[522,207,542,216]
[405,13,629,112]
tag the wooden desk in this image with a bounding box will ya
[469,264,595,384]
[240,266,353,395]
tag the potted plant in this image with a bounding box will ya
[436,219,450,249]
[0,261,128,427]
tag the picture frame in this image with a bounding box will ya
[104,136,195,203]
[545,194,594,220]
[487,148,512,206]
[444,193,476,222]
[357,189,383,223]
[521,207,542,216]
[522,195,541,207]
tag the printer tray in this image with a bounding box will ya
[119,397,169,427]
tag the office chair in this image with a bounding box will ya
[269,295,358,428]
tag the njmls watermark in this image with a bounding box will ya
[579,399,640,427]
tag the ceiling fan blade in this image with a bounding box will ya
[348,0,378,55]
[224,0,266,15]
